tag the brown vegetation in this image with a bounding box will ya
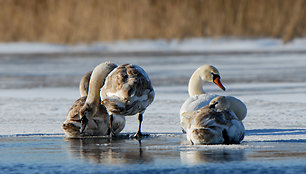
[0,0,305,44]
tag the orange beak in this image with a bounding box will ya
[213,77,226,91]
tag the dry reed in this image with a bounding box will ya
[0,0,305,44]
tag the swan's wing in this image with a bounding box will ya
[180,94,219,115]
[223,110,245,143]
[180,94,218,132]
[225,96,247,121]
[186,107,228,145]
[226,120,245,143]
[186,107,245,145]
[101,64,154,115]
[180,93,218,125]
[65,96,86,121]
[62,97,86,137]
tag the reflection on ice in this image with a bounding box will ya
[180,149,246,165]
[64,132,306,166]
[64,134,249,166]
[1,133,306,174]
[65,137,153,165]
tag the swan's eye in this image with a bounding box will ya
[211,72,220,80]
[211,72,226,91]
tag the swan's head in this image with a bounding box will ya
[79,103,97,133]
[198,65,225,91]
[209,96,230,111]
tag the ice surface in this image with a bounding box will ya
[0,38,306,173]
[0,135,306,174]
[1,38,306,54]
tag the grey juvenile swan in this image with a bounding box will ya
[186,96,246,145]
[99,64,155,138]
[62,62,125,137]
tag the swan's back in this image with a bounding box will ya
[187,105,245,145]
[66,96,87,122]
[101,64,154,115]
[180,93,218,132]
[187,105,226,144]
[180,93,218,115]
[63,96,110,137]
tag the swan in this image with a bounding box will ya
[186,96,245,145]
[180,65,226,133]
[99,64,155,138]
[62,62,125,137]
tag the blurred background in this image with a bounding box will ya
[0,0,305,44]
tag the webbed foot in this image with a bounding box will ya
[134,131,149,139]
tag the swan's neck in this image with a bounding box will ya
[86,79,102,106]
[226,96,247,121]
[79,72,92,97]
[85,63,117,106]
[188,70,205,96]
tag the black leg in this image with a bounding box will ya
[134,113,149,138]
[109,114,114,139]
[138,113,143,134]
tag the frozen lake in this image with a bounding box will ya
[1,134,306,174]
[0,39,306,173]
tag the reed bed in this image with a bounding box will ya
[0,0,305,43]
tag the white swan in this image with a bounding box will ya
[180,65,226,132]
[100,64,155,138]
[62,62,125,137]
[186,96,245,145]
